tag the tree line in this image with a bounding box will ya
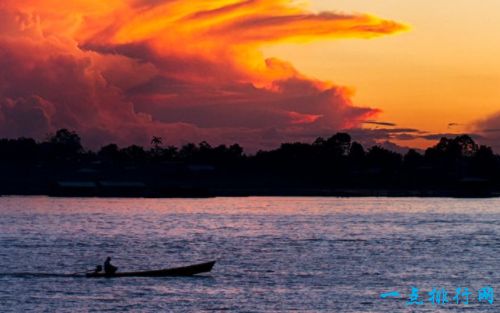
[0,129,499,196]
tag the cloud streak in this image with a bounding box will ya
[0,0,406,150]
[362,120,397,127]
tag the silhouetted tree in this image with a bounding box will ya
[47,129,83,160]
[424,135,480,181]
[427,135,478,160]
[325,133,351,156]
[471,145,497,178]
[455,135,478,157]
[402,149,425,185]
[151,136,162,148]
[149,136,164,161]
[179,143,198,161]
[162,146,179,160]
[404,149,424,169]
[349,142,366,161]
[367,146,402,175]
[229,144,244,158]
[99,144,120,163]
[0,138,38,162]
[121,145,147,163]
[313,137,326,146]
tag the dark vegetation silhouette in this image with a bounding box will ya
[0,129,498,197]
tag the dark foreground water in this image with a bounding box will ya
[0,197,498,312]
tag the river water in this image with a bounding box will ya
[0,196,498,312]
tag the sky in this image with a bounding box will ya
[0,0,499,151]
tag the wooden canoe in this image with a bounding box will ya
[85,261,215,278]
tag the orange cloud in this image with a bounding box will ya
[0,0,406,150]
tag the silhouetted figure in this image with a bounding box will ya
[104,257,118,275]
[92,265,103,274]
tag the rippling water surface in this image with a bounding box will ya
[0,196,498,312]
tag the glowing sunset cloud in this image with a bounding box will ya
[269,0,500,152]
[0,0,405,149]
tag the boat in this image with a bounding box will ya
[85,260,215,278]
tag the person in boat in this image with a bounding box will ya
[104,257,118,274]
[92,265,103,274]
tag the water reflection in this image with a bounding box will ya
[0,196,499,312]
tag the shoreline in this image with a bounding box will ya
[1,188,498,199]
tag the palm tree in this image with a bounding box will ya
[151,136,163,148]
